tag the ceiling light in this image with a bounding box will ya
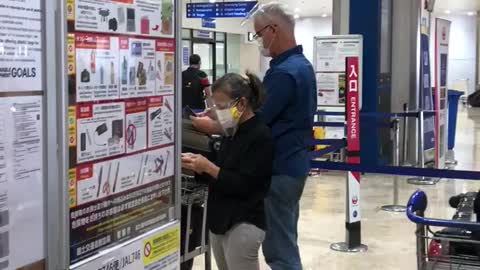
[444,10,451,14]
[294,14,300,19]
[209,0,216,3]
[295,8,301,13]
[468,11,477,16]
[321,13,328,18]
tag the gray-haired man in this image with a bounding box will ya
[251,3,316,270]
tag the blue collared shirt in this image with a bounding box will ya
[260,45,317,177]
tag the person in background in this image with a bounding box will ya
[182,72,273,270]
[182,54,211,110]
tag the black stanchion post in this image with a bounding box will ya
[330,57,367,253]
[381,118,407,212]
[402,103,412,167]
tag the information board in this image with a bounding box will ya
[186,1,257,18]
[314,36,363,107]
[72,222,180,270]
[313,35,363,141]
[66,0,178,265]
[0,0,46,269]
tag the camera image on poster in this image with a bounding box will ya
[73,0,174,38]
[76,102,126,164]
[75,34,120,102]
[148,96,174,148]
[155,39,175,96]
[119,37,156,98]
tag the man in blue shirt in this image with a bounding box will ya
[190,3,316,269]
[252,3,316,270]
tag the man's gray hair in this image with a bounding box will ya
[254,2,296,29]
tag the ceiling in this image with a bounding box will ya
[435,0,480,14]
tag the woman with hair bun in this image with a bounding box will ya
[182,72,273,270]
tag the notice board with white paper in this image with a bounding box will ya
[313,35,363,141]
[64,0,179,267]
[0,0,46,269]
[314,36,363,107]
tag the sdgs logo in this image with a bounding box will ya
[0,67,37,79]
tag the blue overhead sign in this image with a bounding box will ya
[186,1,257,18]
[202,18,216,29]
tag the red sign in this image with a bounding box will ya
[346,57,361,182]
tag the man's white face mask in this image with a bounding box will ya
[256,37,271,57]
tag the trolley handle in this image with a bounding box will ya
[407,190,480,231]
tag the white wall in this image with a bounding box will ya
[295,17,333,64]
[432,13,478,94]
[259,16,333,77]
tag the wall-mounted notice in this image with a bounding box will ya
[71,146,174,207]
[0,96,44,268]
[119,37,156,98]
[148,96,174,148]
[156,40,175,96]
[126,99,148,154]
[74,0,174,38]
[76,34,120,102]
[76,102,126,163]
[0,1,43,91]
[69,156,174,263]
[434,18,451,168]
[314,36,362,107]
[72,223,180,270]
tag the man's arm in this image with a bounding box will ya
[260,71,296,126]
[190,115,222,135]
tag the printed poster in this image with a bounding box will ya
[69,175,174,263]
[76,102,126,164]
[75,34,120,102]
[420,33,436,162]
[434,18,451,168]
[156,40,175,95]
[316,73,345,106]
[0,1,43,91]
[0,96,44,268]
[119,37,156,98]
[148,96,174,148]
[72,223,180,270]
[126,99,148,153]
[74,0,174,38]
[314,37,361,106]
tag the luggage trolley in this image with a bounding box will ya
[407,190,480,270]
[181,174,211,270]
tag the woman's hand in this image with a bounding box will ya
[182,153,220,179]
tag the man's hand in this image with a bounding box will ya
[190,115,222,135]
[181,153,220,179]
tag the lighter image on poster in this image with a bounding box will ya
[76,34,120,101]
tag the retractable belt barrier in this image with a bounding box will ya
[310,161,480,181]
[315,110,436,118]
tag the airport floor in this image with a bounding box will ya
[193,105,480,270]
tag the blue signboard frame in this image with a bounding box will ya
[202,18,216,29]
[420,33,436,158]
[186,1,257,18]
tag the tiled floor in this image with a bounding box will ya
[192,105,480,270]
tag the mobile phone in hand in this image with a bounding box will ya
[184,106,197,118]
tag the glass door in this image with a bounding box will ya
[193,42,214,83]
